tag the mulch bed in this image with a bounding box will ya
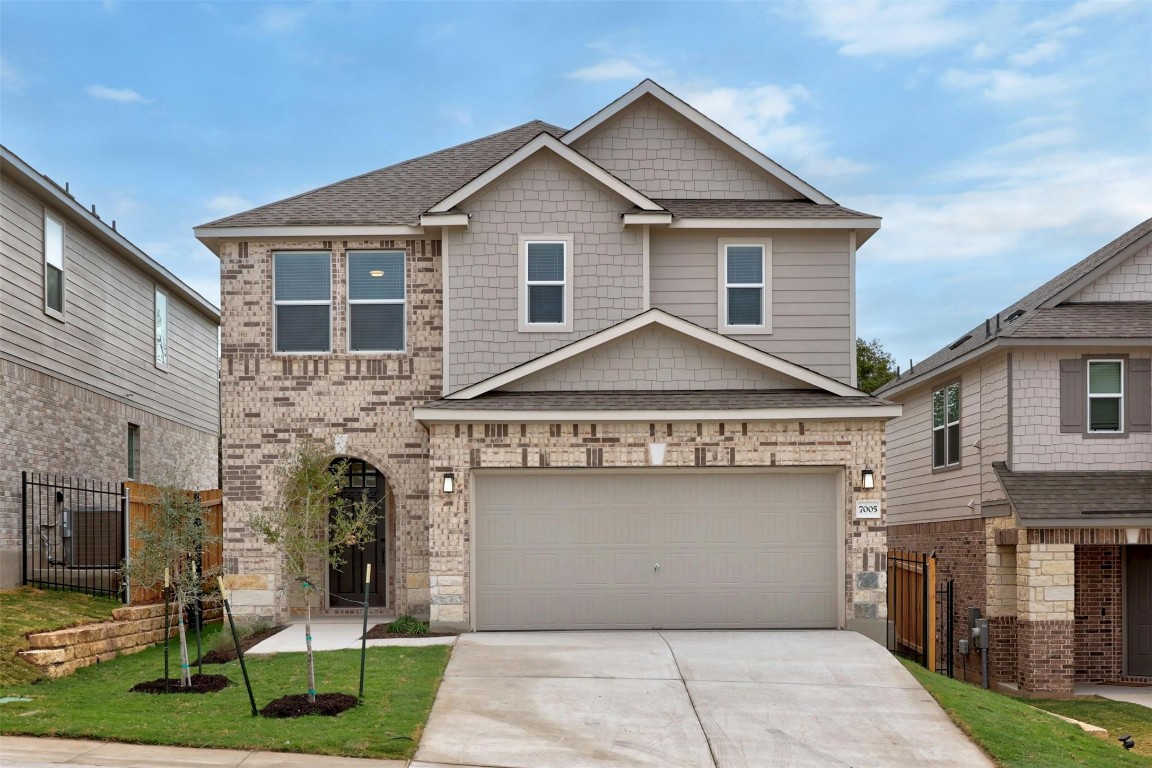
[130,674,232,694]
[198,625,287,664]
[260,693,359,718]
[362,624,455,640]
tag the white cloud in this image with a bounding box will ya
[567,58,650,82]
[86,85,151,104]
[439,104,473,127]
[1028,0,1142,34]
[254,5,310,35]
[1,56,24,91]
[798,1,971,57]
[205,194,253,213]
[1007,40,1065,67]
[940,67,1075,104]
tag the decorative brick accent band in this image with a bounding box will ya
[1017,618,1076,694]
[1025,528,1149,545]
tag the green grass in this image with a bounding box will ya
[904,661,1152,767]
[0,626,451,760]
[0,587,121,686]
[1033,698,1152,759]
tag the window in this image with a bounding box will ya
[273,251,331,353]
[718,240,771,333]
[519,237,573,332]
[348,250,405,352]
[127,424,140,480]
[44,211,65,316]
[932,382,961,469]
[1087,360,1123,433]
[154,288,168,368]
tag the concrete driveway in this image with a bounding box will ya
[413,631,992,768]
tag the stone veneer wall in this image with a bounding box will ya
[425,418,888,630]
[1016,541,1076,694]
[1075,545,1123,682]
[217,239,442,622]
[0,359,219,588]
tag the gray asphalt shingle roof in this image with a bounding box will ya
[993,462,1152,522]
[877,217,1152,395]
[650,199,877,219]
[198,121,567,228]
[1003,302,1152,338]
[421,389,891,411]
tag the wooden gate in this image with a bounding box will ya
[126,482,223,604]
[887,548,937,672]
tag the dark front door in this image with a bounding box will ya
[329,460,387,608]
[1128,546,1152,677]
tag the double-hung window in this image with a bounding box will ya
[273,251,331,353]
[44,211,65,316]
[1087,359,1123,433]
[932,382,961,469]
[719,240,770,333]
[154,288,168,368]
[348,250,405,352]
[520,237,573,332]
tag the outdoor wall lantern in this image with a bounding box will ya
[1125,527,1142,545]
[442,472,455,494]
[648,443,667,466]
[862,466,875,490]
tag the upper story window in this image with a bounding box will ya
[1087,359,1123,433]
[519,236,574,333]
[154,288,168,368]
[273,251,331,353]
[932,381,961,470]
[718,239,771,334]
[44,211,65,317]
[348,250,405,353]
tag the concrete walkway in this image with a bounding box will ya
[1075,683,1152,709]
[247,617,455,654]
[413,630,994,768]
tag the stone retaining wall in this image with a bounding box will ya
[18,603,221,678]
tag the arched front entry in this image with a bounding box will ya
[329,459,389,608]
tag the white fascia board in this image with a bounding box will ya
[415,405,902,423]
[561,80,835,205]
[667,217,882,231]
[623,212,673,226]
[428,133,663,213]
[193,225,425,240]
[1041,229,1152,308]
[446,308,864,399]
[419,213,470,228]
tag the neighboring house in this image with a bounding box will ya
[0,146,221,588]
[195,80,899,636]
[879,219,1152,695]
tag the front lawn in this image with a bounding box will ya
[904,661,1152,767]
[0,626,451,760]
[0,587,121,687]
[1033,697,1152,760]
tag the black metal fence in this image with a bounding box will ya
[22,472,126,598]
[936,578,954,678]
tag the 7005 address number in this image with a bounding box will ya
[855,501,881,519]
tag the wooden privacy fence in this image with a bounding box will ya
[126,482,222,604]
[887,548,937,672]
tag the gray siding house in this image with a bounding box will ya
[880,218,1152,694]
[197,81,899,636]
[0,146,221,587]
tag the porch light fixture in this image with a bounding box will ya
[862,466,875,490]
[442,472,455,494]
[648,443,667,466]
[1126,527,1142,545]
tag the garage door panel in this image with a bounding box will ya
[475,472,839,630]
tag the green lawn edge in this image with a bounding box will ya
[903,660,1152,768]
[0,588,121,686]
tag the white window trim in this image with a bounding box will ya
[346,249,407,355]
[1087,358,1125,434]
[932,382,961,470]
[272,251,333,355]
[43,210,65,321]
[518,235,574,333]
[154,286,169,370]
[717,239,771,334]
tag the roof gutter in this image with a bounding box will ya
[414,404,903,424]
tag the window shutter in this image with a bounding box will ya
[1130,358,1151,433]
[1059,359,1085,433]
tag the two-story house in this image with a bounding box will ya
[196,80,899,637]
[0,146,221,588]
[880,219,1152,695]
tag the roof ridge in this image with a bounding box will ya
[199,120,566,228]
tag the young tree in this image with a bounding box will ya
[857,337,899,394]
[123,477,220,687]
[249,438,377,704]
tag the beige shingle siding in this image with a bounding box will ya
[653,199,875,219]
[570,95,796,201]
[1069,243,1152,302]
[446,152,645,392]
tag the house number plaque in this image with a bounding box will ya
[855,501,881,519]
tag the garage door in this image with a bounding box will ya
[474,470,840,630]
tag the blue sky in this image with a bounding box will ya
[2,0,1150,369]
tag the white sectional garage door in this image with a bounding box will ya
[473,470,840,630]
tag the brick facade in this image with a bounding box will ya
[1075,545,1123,682]
[0,359,218,587]
[425,418,888,630]
[1017,618,1077,695]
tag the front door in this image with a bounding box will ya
[329,460,387,608]
[1128,546,1152,677]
